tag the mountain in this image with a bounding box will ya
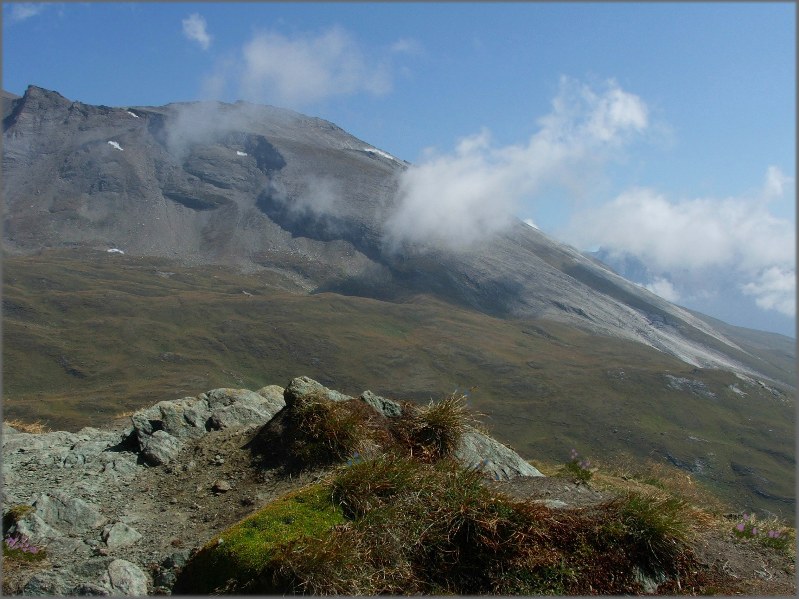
[2,85,795,521]
[3,85,791,377]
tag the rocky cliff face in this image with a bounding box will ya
[1,377,542,595]
[2,85,778,376]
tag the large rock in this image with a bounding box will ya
[29,492,107,536]
[22,557,150,596]
[454,428,543,481]
[102,522,143,550]
[139,429,183,466]
[131,388,286,465]
[204,388,286,430]
[284,376,352,408]
[103,559,150,595]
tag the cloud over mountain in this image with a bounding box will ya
[564,168,796,316]
[239,27,391,107]
[384,77,649,250]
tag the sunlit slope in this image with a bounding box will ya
[3,250,794,523]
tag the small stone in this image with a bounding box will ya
[169,498,178,505]
[212,480,232,493]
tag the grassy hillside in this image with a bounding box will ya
[2,249,794,523]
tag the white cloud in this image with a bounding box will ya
[644,277,681,303]
[563,167,796,317]
[182,13,212,50]
[384,77,649,250]
[239,27,391,106]
[742,267,796,317]
[8,3,46,23]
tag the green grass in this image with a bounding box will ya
[173,484,346,594]
[2,249,795,523]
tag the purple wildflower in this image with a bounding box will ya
[736,523,745,532]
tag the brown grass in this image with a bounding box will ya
[4,419,50,434]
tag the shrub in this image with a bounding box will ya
[562,448,594,483]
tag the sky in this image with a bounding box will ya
[2,1,796,337]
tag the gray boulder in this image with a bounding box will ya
[139,429,183,466]
[131,397,209,440]
[360,390,403,418]
[23,558,150,596]
[103,559,150,595]
[205,387,286,430]
[284,376,352,407]
[454,428,543,480]
[102,522,142,550]
[29,492,106,536]
[12,511,63,544]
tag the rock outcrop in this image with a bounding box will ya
[2,377,541,595]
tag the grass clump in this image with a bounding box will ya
[609,492,692,577]
[391,392,477,461]
[193,456,702,595]
[282,391,385,467]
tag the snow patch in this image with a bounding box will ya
[107,248,125,255]
[363,147,399,162]
[728,384,747,397]
[126,111,139,118]
[236,151,248,156]
[107,141,124,151]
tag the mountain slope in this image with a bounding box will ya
[2,85,790,381]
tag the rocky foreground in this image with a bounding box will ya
[2,376,542,595]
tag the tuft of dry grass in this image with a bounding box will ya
[391,392,479,462]
[4,419,50,434]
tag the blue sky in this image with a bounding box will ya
[3,2,796,336]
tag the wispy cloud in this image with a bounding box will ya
[239,27,391,106]
[182,13,212,50]
[390,38,423,55]
[644,277,681,303]
[7,3,46,24]
[564,167,796,316]
[384,77,649,250]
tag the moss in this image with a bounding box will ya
[3,504,34,535]
[174,484,345,594]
